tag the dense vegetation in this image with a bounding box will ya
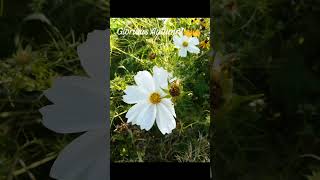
[211,0,320,179]
[0,0,109,179]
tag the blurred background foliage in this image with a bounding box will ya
[0,0,109,179]
[211,0,320,179]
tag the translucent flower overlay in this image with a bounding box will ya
[39,30,109,180]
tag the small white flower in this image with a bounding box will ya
[123,66,176,135]
[173,33,200,57]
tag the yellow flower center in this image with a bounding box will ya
[149,92,161,104]
[182,41,189,47]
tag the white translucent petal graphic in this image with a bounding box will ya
[77,30,108,81]
[40,29,109,180]
[40,77,105,133]
[50,130,107,180]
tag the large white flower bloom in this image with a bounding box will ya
[173,33,200,57]
[123,66,176,135]
[40,30,109,180]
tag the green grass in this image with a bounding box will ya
[110,18,210,162]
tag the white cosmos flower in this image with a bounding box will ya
[173,33,200,57]
[123,66,176,135]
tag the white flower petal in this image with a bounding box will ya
[173,35,183,48]
[133,104,151,128]
[123,85,148,104]
[134,71,155,92]
[179,48,188,57]
[189,37,199,45]
[126,101,148,124]
[187,45,200,54]
[161,98,176,118]
[50,130,107,179]
[138,104,156,131]
[182,36,190,42]
[153,66,170,90]
[156,103,176,134]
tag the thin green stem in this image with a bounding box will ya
[112,46,143,63]
[13,155,57,176]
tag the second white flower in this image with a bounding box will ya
[173,34,200,57]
